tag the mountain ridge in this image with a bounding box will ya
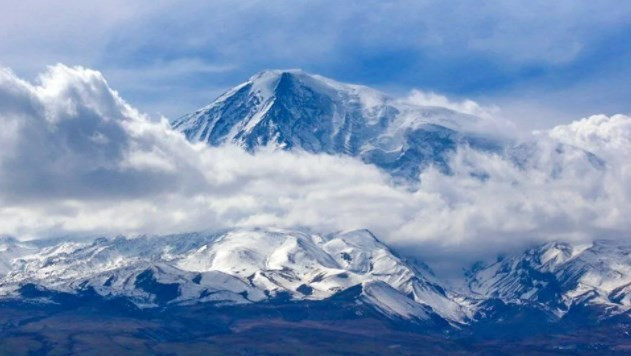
[0,228,467,326]
[3,227,631,335]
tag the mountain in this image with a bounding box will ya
[172,69,504,180]
[0,236,38,275]
[5,228,631,328]
[4,231,631,352]
[6,229,631,327]
[466,239,631,329]
[0,228,467,326]
[172,69,608,183]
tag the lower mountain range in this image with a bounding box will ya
[2,228,631,354]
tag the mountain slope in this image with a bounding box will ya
[0,228,468,325]
[0,236,38,275]
[4,230,631,342]
[467,240,631,323]
[172,69,503,180]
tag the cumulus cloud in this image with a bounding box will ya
[548,114,631,158]
[0,65,630,274]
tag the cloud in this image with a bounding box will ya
[403,90,498,119]
[0,65,630,275]
[548,114,631,158]
[401,89,518,138]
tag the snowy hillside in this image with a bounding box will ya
[467,240,631,320]
[0,228,468,324]
[3,229,631,332]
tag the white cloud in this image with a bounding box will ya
[0,65,630,274]
[401,89,516,138]
[404,90,497,119]
[548,114,631,158]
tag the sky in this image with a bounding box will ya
[1,1,631,273]
[1,0,630,129]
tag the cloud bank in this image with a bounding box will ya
[0,65,630,272]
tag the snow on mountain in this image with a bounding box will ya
[172,69,503,180]
[0,236,38,276]
[4,229,631,328]
[0,228,468,324]
[466,239,631,319]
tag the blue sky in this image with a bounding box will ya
[1,0,630,129]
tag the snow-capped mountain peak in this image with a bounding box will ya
[172,69,501,180]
